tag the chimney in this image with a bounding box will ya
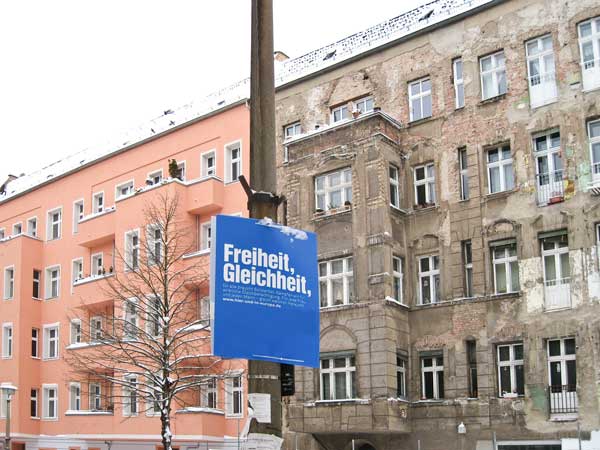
[0,174,18,195]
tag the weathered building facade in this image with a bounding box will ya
[275,0,600,449]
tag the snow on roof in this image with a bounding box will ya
[1,0,495,204]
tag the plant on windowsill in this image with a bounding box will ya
[344,200,352,207]
[168,159,180,180]
[548,195,564,204]
[314,208,324,217]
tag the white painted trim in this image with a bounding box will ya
[72,197,84,234]
[115,178,135,201]
[201,148,217,178]
[41,383,59,421]
[26,215,38,237]
[45,205,63,241]
[146,168,164,185]
[44,263,62,300]
[224,139,243,183]
[92,190,105,214]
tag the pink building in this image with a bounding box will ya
[0,81,252,450]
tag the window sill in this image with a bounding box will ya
[485,189,516,201]
[42,357,59,361]
[384,297,409,309]
[407,115,435,127]
[73,273,114,287]
[225,413,244,419]
[312,205,352,221]
[413,399,445,404]
[313,398,370,406]
[530,98,558,110]
[65,410,113,416]
[499,394,524,399]
[177,407,225,415]
[320,303,359,312]
[224,179,240,185]
[479,93,507,105]
[41,417,59,421]
[412,204,438,214]
[182,248,210,259]
[390,205,410,215]
[549,413,578,422]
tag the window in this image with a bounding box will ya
[45,266,60,299]
[124,298,139,339]
[90,383,102,410]
[526,34,557,107]
[396,355,407,398]
[541,232,571,309]
[69,382,81,411]
[70,319,82,344]
[202,377,218,409]
[534,130,563,205]
[32,269,41,299]
[319,257,354,307]
[146,295,161,337]
[73,200,84,233]
[492,241,520,294]
[148,226,162,264]
[578,17,600,91]
[467,340,478,398]
[201,151,216,177]
[125,230,140,271]
[547,338,576,397]
[32,328,39,358]
[418,255,439,305]
[320,355,356,400]
[225,142,242,183]
[462,241,473,297]
[72,258,83,285]
[43,325,59,359]
[90,316,103,341]
[588,119,600,183]
[414,163,436,206]
[115,180,134,200]
[453,58,465,108]
[225,375,243,417]
[354,96,374,114]
[392,256,403,304]
[487,145,514,193]
[92,192,104,214]
[12,222,22,235]
[421,355,444,399]
[173,161,186,181]
[27,217,38,237]
[147,170,163,185]
[147,376,161,416]
[30,388,39,417]
[47,207,62,240]
[331,104,350,123]
[4,266,14,299]
[408,77,432,121]
[201,222,212,251]
[0,229,4,239]
[284,122,302,139]
[123,375,138,416]
[199,294,211,326]
[315,168,352,211]
[458,148,469,200]
[42,385,58,419]
[2,323,13,358]
[480,51,507,99]
[91,253,103,275]
[389,165,400,208]
[497,343,524,397]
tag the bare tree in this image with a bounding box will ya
[67,192,231,450]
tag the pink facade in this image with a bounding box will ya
[0,102,250,450]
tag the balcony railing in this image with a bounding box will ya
[529,72,557,108]
[536,170,564,205]
[544,278,571,310]
[548,384,578,415]
[581,59,600,91]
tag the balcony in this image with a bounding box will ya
[549,384,578,418]
[588,163,600,195]
[75,207,116,248]
[544,278,571,310]
[536,171,565,206]
[186,176,224,215]
[529,72,557,108]
[581,59,600,92]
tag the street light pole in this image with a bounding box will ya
[4,396,10,450]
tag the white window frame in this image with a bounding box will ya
[331,104,350,123]
[320,355,356,401]
[72,258,83,287]
[46,207,62,241]
[392,256,404,304]
[547,337,576,388]
[12,222,22,236]
[453,58,465,108]
[92,191,104,214]
[200,221,212,251]
[459,148,469,200]
[31,327,39,358]
[43,323,59,360]
[463,241,473,297]
[202,377,218,409]
[69,382,81,411]
[124,229,140,271]
[480,50,507,100]
[492,241,520,294]
[32,269,41,300]
[396,354,407,398]
[26,216,38,238]
[91,252,103,276]
[353,95,374,114]
[497,342,524,397]
[408,77,432,122]
[173,160,186,181]
[146,375,162,416]
[147,169,163,186]
[147,225,163,265]
[225,375,243,417]
[30,388,39,418]
[315,168,352,212]
[533,130,563,204]
[526,34,557,107]
[45,265,61,299]
[70,319,82,345]
[284,122,302,140]
[578,17,600,91]
[42,384,58,420]
[421,355,444,399]
[124,298,139,340]
[201,150,217,178]
[2,323,13,358]
[319,257,354,308]
[414,163,436,206]
[588,119,600,182]
[486,145,514,194]
[389,165,400,209]
[72,199,84,234]
[4,266,14,300]
[0,228,5,239]
[541,234,570,286]
[89,382,102,411]
[418,255,440,305]
[90,316,103,341]
[115,179,135,201]
[123,374,138,416]
[146,295,162,337]
[225,141,242,183]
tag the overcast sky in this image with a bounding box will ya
[0,1,421,183]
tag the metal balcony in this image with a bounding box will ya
[548,384,578,415]
[536,171,564,206]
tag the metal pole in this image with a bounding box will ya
[577,422,582,450]
[4,397,10,450]
[352,439,355,450]
[417,439,421,450]
[492,432,498,450]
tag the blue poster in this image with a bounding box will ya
[210,215,319,368]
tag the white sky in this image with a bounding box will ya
[0,1,421,183]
